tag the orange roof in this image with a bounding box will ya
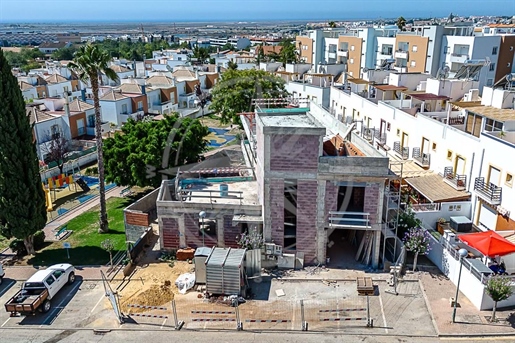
[488,24,515,28]
[256,45,282,55]
[374,84,408,91]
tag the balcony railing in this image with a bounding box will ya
[374,130,386,145]
[412,147,430,167]
[442,167,466,191]
[362,126,374,141]
[328,211,373,230]
[474,177,502,205]
[393,141,409,160]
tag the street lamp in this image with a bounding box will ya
[452,248,469,323]
[199,211,206,247]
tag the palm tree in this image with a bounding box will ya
[328,21,337,28]
[396,16,407,31]
[68,44,119,233]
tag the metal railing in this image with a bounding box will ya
[441,239,490,285]
[393,142,409,160]
[442,167,467,190]
[374,130,386,145]
[448,117,465,125]
[412,203,441,212]
[328,211,372,229]
[362,127,374,141]
[474,177,502,205]
[412,147,430,167]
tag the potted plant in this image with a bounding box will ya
[437,217,448,234]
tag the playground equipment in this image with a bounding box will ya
[42,184,53,212]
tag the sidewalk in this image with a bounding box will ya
[3,265,117,282]
[413,268,515,336]
[43,185,125,241]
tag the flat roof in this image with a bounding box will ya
[180,180,258,206]
[452,102,515,122]
[374,84,408,91]
[259,113,322,129]
[347,77,370,85]
[409,93,450,101]
[405,174,471,203]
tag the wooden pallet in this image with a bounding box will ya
[356,276,374,296]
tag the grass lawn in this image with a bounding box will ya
[28,197,130,266]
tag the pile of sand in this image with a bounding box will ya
[118,261,193,313]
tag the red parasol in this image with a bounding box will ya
[458,230,515,257]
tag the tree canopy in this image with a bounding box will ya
[3,48,44,73]
[103,115,209,188]
[0,50,46,254]
[396,16,407,31]
[209,69,288,124]
[486,276,513,322]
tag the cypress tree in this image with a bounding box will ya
[0,49,46,254]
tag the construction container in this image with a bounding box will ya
[206,247,247,296]
[219,183,229,197]
[194,247,212,284]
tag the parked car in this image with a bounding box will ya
[4,264,75,316]
[0,263,4,284]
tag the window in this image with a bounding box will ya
[121,104,128,114]
[447,150,453,160]
[492,47,498,55]
[170,92,176,103]
[351,45,355,51]
[137,101,143,111]
[486,79,493,87]
[52,270,63,279]
[45,276,55,286]
[432,142,437,151]
[506,173,513,187]
[396,129,400,136]
[412,45,418,52]
[410,60,416,67]
[489,63,495,71]
[350,58,354,64]
[87,115,95,127]
[387,123,391,131]
[51,125,60,140]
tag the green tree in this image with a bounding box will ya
[51,46,77,61]
[68,44,119,233]
[103,115,209,188]
[0,50,47,255]
[397,206,421,238]
[192,46,209,64]
[396,16,407,31]
[210,69,288,124]
[101,238,115,266]
[402,227,432,271]
[221,43,233,51]
[486,276,513,322]
[328,21,337,28]
[227,60,238,70]
[278,39,298,67]
[256,43,265,65]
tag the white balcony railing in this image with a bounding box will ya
[328,211,373,230]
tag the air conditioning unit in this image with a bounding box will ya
[265,243,275,255]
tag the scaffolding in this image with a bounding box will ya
[381,161,404,267]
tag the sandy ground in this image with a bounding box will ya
[117,261,194,313]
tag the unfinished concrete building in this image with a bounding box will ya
[155,100,392,268]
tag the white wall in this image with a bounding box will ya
[426,79,479,101]
[287,82,330,108]
[389,73,429,90]
[415,202,473,228]
[46,81,73,98]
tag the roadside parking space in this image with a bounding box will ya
[0,278,111,328]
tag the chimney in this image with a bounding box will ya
[64,95,71,117]
[81,89,86,102]
[141,85,146,95]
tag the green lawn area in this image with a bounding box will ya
[28,197,130,266]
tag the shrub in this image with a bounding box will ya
[85,167,98,176]
[33,230,46,250]
[9,239,27,256]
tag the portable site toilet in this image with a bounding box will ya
[194,247,212,284]
[205,247,247,296]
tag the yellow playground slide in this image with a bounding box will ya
[43,184,53,212]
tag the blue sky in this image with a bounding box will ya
[1,0,514,23]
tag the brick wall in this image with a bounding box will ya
[270,178,284,246]
[364,184,380,228]
[325,181,338,222]
[184,213,199,248]
[296,180,318,263]
[223,216,241,248]
[269,134,319,172]
[162,217,180,249]
[125,211,149,227]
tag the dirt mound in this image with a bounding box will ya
[117,261,193,313]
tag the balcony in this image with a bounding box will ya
[442,167,466,191]
[337,49,348,58]
[362,127,374,142]
[393,141,409,160]
[412,147,430,167]
[450,53,469,64]
[328,211,374,230]
[474,177,502,205]
[395,50,408,59]
[374,130,387,145]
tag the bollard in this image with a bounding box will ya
[300,300,308,331]
[234,300,243,331]
[172,300,184,330]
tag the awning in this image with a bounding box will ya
[404,174,471,203]
[387,152,435,178]
[232,215,263,224]
[458,230,515,257]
